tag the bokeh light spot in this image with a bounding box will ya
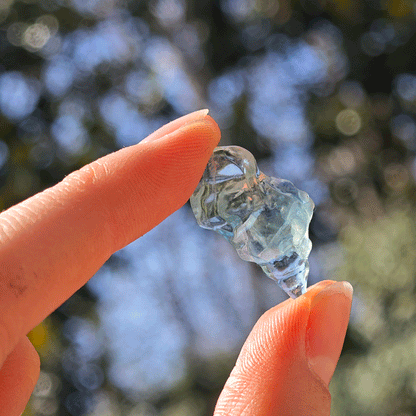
[395,73,416,102]
[360,31,385,56]
[33,371,59,398]
[387,0,413,17]
[150,0,186,27]
[328,147,356,175]
[391,114,416,150]
[37,14,59,36]
[384,164,410,192]
[336,109,362,135]
[0,0,13,10]
[221,0,256,22]
[338,80,365,108]
[7,22,28,46]
[44,58,76,97]
[51,114,89,155]
[32,396,59,415]
[0,72,40,121]
[23,23,51,51]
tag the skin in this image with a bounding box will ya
[0,110,352,415]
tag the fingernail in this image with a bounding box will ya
[305,281,353,385]
[141,109,210,143]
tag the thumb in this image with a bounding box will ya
[214,280,353,416]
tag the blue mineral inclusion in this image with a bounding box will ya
[190,146,314,298]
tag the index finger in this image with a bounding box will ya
[0,110,220,364]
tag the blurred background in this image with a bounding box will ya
[1,0,416,414]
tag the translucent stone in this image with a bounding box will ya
[190,146,315,298]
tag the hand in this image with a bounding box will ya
[214,280,352,415]
[0,110,352,416]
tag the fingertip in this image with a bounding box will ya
[340,280,354,296]
[215,287,332,415]
[305,280,337,295]
[203,114,221,144]
[215,281,353,415]
[157,113,221,151]
[207,118,221,148]
[306,281,353,386]
[141,109,218,144]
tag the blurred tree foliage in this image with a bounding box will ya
[1,0,416,415]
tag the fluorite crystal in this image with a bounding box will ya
[190,146,314,298]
